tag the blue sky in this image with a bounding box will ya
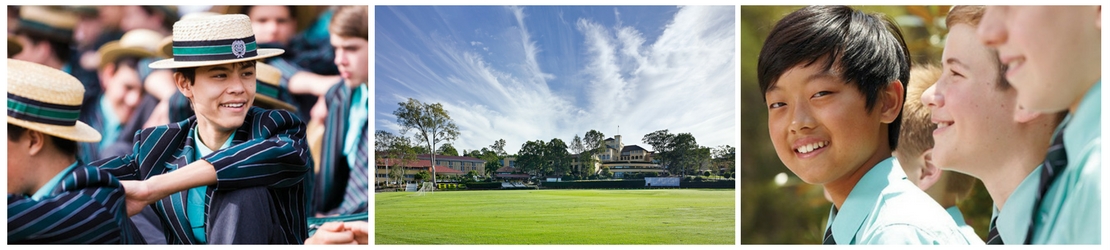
[375,6,735,154]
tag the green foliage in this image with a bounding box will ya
[394,98,460,184]
[415,170,430,182]
[376,189,735,244]
[438,143,459,156]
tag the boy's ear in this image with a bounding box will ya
[917,149,941,190]
[173,72,193,99]
[98,63,117,90]
[879,80,905,124]
[1013,104,1044,123]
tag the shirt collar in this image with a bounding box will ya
[996,166,1041,244]
[827,156,899,244]
[946,206,967,227]
[1062,80,1100,161]
[192,124,236,158]
[30,161,81,201]
[98,97,122,142]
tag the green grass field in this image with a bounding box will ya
[375,189,735,244]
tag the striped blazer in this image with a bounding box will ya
[313,81,368,215]
[90,107,313,244]
[8,164,145,244]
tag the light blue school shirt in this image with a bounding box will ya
[995,81,1101,244]
[824,157,981,244]
[946,206,981,242]
[344,83,368,169]
[29,162,80,201]
[98,97,122,150]
[186,127,236,244]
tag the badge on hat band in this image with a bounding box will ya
[7,94,81,126]
[172,36,259,62]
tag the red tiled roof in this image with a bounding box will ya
[375,159,444,169]
[417,154,486,163]
[433,166,464,174]
[495,166,517,173]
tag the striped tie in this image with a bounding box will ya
[1025,129,1067,244]
[823,226,835,244]
[986,217,1003,244]
[337,125,369,214]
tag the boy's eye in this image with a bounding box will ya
[950,69,963,78]
[769,102,786,109]
[812,91,832,98]
[242,71,255,77]
[213,73,227,79]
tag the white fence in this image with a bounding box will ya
[644,177,680,187]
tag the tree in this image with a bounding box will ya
[713,145,736,177]
[583,130,605,175]
[643,130,707,177]
[415,170,430,182]
[438,143,459,156]
[490,139,507,157]
[376,130,418,187]
[569,134,585,174]
[394,98,460,185]
[643,129,676,173]
[547,138,570,177]
[376,130,398,186]
[465,170,480,181]
[517,140,547,177]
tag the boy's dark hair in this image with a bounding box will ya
[757,5,911,150]
[8,124,79,158]
[173,60,257,85]
[139,6,178,32]
[15,30,72,63]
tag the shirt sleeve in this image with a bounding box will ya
[203,109,312,190]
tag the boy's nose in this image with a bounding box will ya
[921,84,942,108]
[789,105,816,133]
[977,7,1007,48]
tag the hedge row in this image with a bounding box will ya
[464,182,503,190]
[540,180,736,189]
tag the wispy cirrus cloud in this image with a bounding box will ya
[376,6,734,154]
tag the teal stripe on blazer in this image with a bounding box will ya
[91,107,312,244]
[8,164,145,244]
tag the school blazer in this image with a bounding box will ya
[8,164,145,244]
[90,107,313,244]
[313,82,368,215]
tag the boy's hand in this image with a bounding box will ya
[343,221,369,244]
[305,222,358,245]
[119,180,158,216]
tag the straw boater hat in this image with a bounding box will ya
[98,29,165,68]
[148,14,284,69]
[18,6,79,43]
[255,62,298,112]
[156,12,221,58]
[7,59,102,143]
